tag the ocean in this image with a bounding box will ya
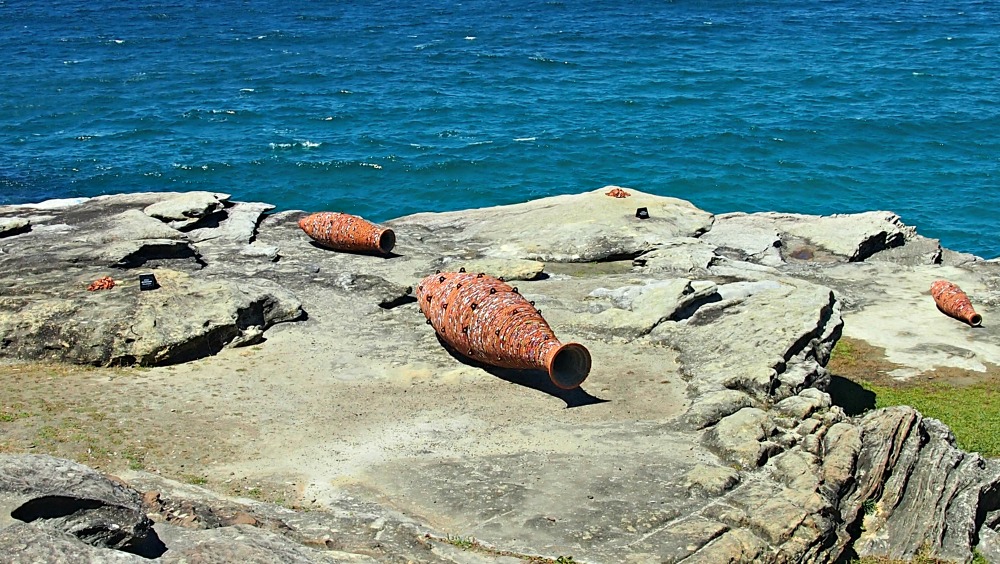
[2,0,997,258]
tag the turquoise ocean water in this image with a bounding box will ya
[1,0,997,258]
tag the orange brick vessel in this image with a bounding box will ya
[298,212,395,255]
[86,276,116,291]
[930,280,982,327]
[416,271,591,389]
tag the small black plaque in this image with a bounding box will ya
[635,207,650,220]
[138,273,159,291]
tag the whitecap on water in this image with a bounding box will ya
[269,140,322,150]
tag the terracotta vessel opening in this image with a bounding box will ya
[376,229,396,255]
[547,342,592,390]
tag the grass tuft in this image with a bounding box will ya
[828,337,1000,458]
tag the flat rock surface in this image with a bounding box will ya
[1,187,999,563]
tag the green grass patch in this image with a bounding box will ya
[0,410,31,423]
[828,337,1000,459]
[830,339,858,364]
[827,337,1000,458]
[862,380,1000,457]
[182,474,209,485]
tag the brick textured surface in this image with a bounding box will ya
[416,271,590,388]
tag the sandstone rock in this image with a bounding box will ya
[686,464,740,496]
[155,523,360,563]
[710,211,911,263]
[867,233,943,265]
[186,202,268,244]
[0,194,304,366]
[700,212,784,267]
[80,209,195,267]
[0,455,162,557]
[0,523,147,563]
[143,191,230,229]
[441,258,546,281]
[773,388,831,420]
[681,389,753,430]
[650,277,842,406]
[574,278,718,339]
[389,186,714,262]
[682,528,768,564]
[330,272,413,309]
[0,218,30,238]
[779,211,910,262]
[834,406,1000,562]
[704,407,778,470]
[631,237,718,274]
[0,268,302,365]
[820,421,862,500]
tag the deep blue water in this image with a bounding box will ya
[2,0,998,258]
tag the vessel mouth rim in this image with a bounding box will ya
[377,228,396,254]
[548,342,591,390]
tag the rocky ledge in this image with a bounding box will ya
[0,187,998,563]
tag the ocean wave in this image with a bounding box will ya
[4,0,999,258]
[292,160,384,170]
[528,55,572,65]
[171,162,231,171]
[269,140,323,150]
[182,109,244,119]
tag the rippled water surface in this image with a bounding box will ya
[2,0,997,257]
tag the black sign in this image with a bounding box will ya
[138,273,159,291]
[635,207,650,220]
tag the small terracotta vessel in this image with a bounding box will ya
[86,276,116,291]
[298,212,395,255]
[931,280,982,327]
[416,271,591,389]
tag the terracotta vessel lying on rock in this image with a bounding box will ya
[417,271,591,389]
[931,280,982,327]
[298,212,395,255]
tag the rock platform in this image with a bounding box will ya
[1,187,999,563]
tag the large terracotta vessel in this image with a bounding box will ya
[298,212,395,255]
[416,271,591,389]
[930,280,982,327]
